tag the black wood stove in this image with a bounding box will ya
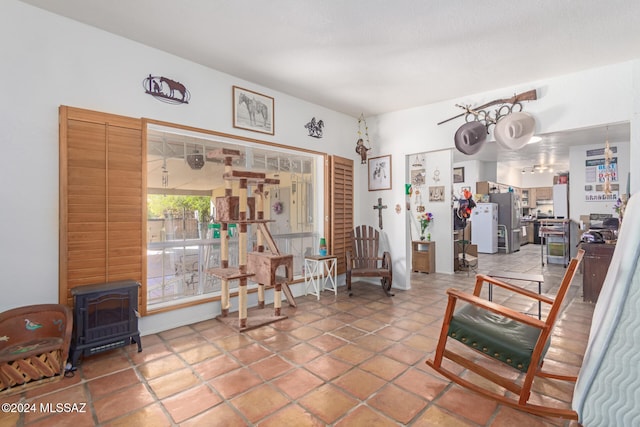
[69,280,142,367]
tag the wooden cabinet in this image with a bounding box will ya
[534,186,553,201]
[476,181,490,195]
[529,188,536,206]
[477,180,527,197]
[476,181,508,195]
[582,243,616,303]
[412,241,436,274]
[526,222,535,244]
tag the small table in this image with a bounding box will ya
[412,241,436,274]
[304,255,338,299]
[486,271,544,319]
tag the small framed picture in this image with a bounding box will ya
[429,185,445,202]
[453,167,465,183]
[233,86,274,135]
[411,169,426,186]
[368,155,392,191]
[461,186,471,193]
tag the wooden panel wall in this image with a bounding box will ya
[329,155,354,275]
[59,106,145,312]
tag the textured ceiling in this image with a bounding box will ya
[20,0,638,170]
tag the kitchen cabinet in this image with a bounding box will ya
[476,181,517,195]
[521,189,530,207]
[529,188,536,207]
[526,221,535,244]
[476,181,491,195]
[534,186,553,202]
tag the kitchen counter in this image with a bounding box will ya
[521,220,536,244]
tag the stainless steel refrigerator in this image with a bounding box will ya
[489,192,521,253]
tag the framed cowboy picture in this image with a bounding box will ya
[233,86,275,135]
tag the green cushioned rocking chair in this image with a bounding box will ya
[426,249,584,419]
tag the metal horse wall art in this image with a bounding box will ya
[304,117,324,138]
[143,74,191,104]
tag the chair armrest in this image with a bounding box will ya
[447,288,546,329]
[474,274,554,305]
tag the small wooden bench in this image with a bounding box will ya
[0,304,72,391]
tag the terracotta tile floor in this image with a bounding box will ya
[1,245,593,426]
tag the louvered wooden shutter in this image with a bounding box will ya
[59,106,145,313]
[329,155,354,275]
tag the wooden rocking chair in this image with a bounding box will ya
[345,225,393,297]
[426,249,585,419]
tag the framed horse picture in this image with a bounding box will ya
[233,86,275,135]
[368,154,392,191]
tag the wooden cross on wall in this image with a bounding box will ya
[373,197,387,229]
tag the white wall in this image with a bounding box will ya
[367,61,638,278]
[3,0,640,334]
[569,141,631,219]
[479,161,498,183]
[407,149,454,277]
[496,167,524,190]
[0,1,358,333]
[452,160,479,198]
[521,171,555,188]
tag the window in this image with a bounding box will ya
[146,123,323,311]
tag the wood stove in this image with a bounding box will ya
[69,280,142,367]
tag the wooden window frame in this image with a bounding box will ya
[59,109,348,316]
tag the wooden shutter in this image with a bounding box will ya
[59,106,145,313]
[329,155,354,275]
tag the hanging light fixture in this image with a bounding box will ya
[161,138,169,188]
[161,158,169,188]
[186,143,205,170]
